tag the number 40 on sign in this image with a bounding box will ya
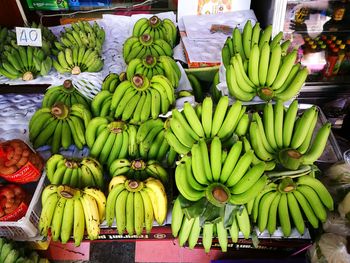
[15,27,42,47]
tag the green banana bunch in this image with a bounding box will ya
[106,176,168,234]
[171,196,251,252]
[165,96,247,155]
[42,79,91,109]
[223,21,307,102]
[247,101,331,170]
[123,34,173,64]
[0,44,52,80]
[109,74,175,123]
[45,154,104,189]
[29,102,92,153]
[0,237,50,263]
[39,185,106,245]
[85,117,137,167]
[126,55,181,88]
[251,174,333,237]
[132,16,177,48]
[52,47,104,75]
[109,158,169,185]
[101,72,125,93]
[54,21,105,54]
[175,137,267,206]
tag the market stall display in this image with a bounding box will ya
[0,10,347,260]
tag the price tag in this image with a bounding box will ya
[15,27,42,47]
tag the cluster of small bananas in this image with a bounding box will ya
[39,185,106,246]
[123,34,173,64]
[165,96,249,155]
[246,100,331,170]
[132,15,177,48]
[106,176,167,235]
[54,21,105,54]
[42,80,91,109]
[0,44,52,80]
[46,154,104,189]
[109,158,168,184]
[126,55,181,88]
[172,197,250,252]
[28,103,91,153]
[91,74,175,123]
[223,21,308,102]
[250,174,333,237]
[175,138,267,206]
[0,237,49,263]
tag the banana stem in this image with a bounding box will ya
[278,177,297,193]
[257,87,274,101]
[278,149,303,170]
[63,79,73,90]
[51,102,70,119]
[57,185,80,199]
[108,121,127,134]
[266,165,312,178]
[132,74,150,91]
[125,179,144,192]
[22,71,34,81]
[71,66,81,75]
[131,159,146,170]
[206,183,231,207]
[149,16,161,28]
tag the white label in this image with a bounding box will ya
[16,27,42,47]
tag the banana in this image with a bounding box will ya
[266,192,281,235]
[287,192,305,235]
[41,185,58,204]
[229,175,268,205]
[217,100,243,139]
[178,216,195,247]
[211,96,229,137]
[73,198,85,246]
[278,194,292,237]
[257,191,277,232]
[258,43,272,87]
[293,190,319,228]
[236,205,250,239]
[164,129,190,155]
[113,189,127,235]
[302,123,331,165]
[60,198,74,244]
[274,100,284,149]
[51,196,67,241]
[216,220,228,252]
[183,102,205,138]
[220,141,242,184]
[252,113,274,154]
[144,178,167,225]
[188,216,201,249]
[226,150,254,187]
[272,50,297,90]
[226,64,255,101]
[145,161,169,184]
[263,102,278,150]
[172,108,199,141]
[83,187,106,221]
[46,154,65,182]
[202,223,214,253]
[106,184,125,227]
[283,100,299,147]
[231,162,265,194]
[125,192,135,235]
[171,197,184,237]
[201,97,213,138]
[275,67,308,101]
[248,44,260,87]
[32,117,59,149]
[297,109,318,154]
[140,189,154,234]
[191,143,210,185]
[85,117,109,147]
[199,138,213,182]
[242,20,252,59]
[270,31,283,49]
[210,136,222,182]
[266,44,282,87]
[251,22,261,48]
[81,193,100,240]
[39,192,59,236]
[258,25,272,50]
[280,40,291,56]
[229,216,239,243]
[232,27,245,60]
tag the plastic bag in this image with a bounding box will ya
[0,184,29,221]
[322,211,350,236]
[0,139,44,183]
[308,233,350,263]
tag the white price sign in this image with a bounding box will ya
[16,27,42,47]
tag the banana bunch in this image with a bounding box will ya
[39,185,106,245]
[223,21,307,102]
[172,197,251,252]
[110,74,175,123]
[101,72,126,93]
[175,137,268,206]
[123,34,173,64]
[0,238,49,263]
[85,117,137,167]
[132,15,177,47]
[246,100,331,170]
[46,154,104,189]
[109,158,168,184]
[29,103,91,153]
[53,46,104,75]
[165,96,249,155]
[42,80,91,109]
[0,44,52,80]
[126,55,181,88]
[54,21,105,54]
[136,118,178,166]
[251,174,333,237]
[106,176,168,234]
